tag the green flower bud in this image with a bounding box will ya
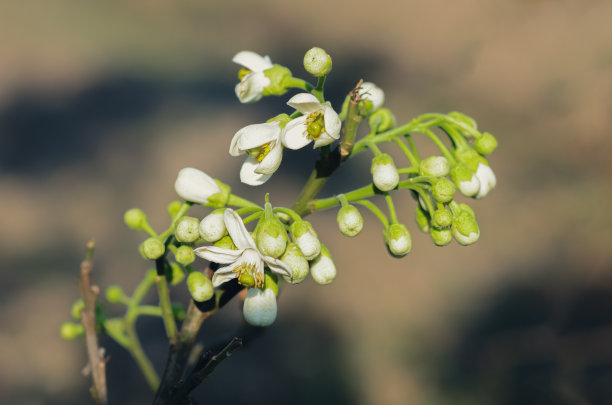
[206,179,231,209]
[474,162,497,199]
[337,204,364,237]
[187,272,214,302]
[384,223,412,257]
[368,107,396,133]
[459,203,475,218]
[175,246,195,266]
[172,302,186,322]
[290,220,321,260]
[430,228,452,246]
[303,47,332,77]
[174,167,223,205]
[475,132,498,155]
[175,216,200,243]
[419,156,450,177]
[60,321,85,340]
[432,208,453,229]
[414,204,431,232]
[452,210,480,245]
[255,204,288,258]
[450,163,480,197]
[310,245,336,285]
[70,299,85,320]
[264,273,279,296]
[454,148,484,172]
[243,288,277,327]
[359,82,385,113]
[105,285,126,303]
[124,208,148,230]
[432,178,456,203]
[169,262,186,285]
[167,200,182,218]
[199,209,226,242]
[141,238,165,260]
[371,153,399,191]
[262,65,292,96]
[280,242,309,284]
[214,235,237,250]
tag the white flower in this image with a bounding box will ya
[233,51,273,103]
[174,167,221,204]
[359,82,385,111]
[243,288,277,327]
[230,122,283,186]
[193,209,292,288]
[474,163,496,199]
[281,93,341,150]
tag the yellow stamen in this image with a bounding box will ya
[248,142,272,162]
[304,112,325,140]
[238,68,251,80]
[233,262,264,288]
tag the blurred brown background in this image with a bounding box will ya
[1,1,612,404]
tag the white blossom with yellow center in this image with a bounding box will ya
[194,209,292,288]
[230,121,283,186]
[281,93,341,150]
[233,51,273,103]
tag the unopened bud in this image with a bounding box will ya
[255,205,288,258]
[290,220,321,260]
[452,210,480,245]
[214,235,237,250]
[141,238,165,260]
[450,163,480,197]
[60,322,85,340]
[431,209,452,229]
[414,204,431,232]
[359,81,385,112]
[432,178,456,203]
[281,243,309,284]
[175,246,195,266]
[169,262,186,285]
[70,299,85,320]
[430,228,452,246]
[174,167,222,205]
[262,64,293,96]
[384,223,412,257]
[175,216,200,243]
[475,132,498,155]
[172,302,186,322]
[420,156,450,177]
[337,204,364,237]
[187,272,214,302]
[124,208,148,230]
[310,245,336,285]
[474,162,496,199]
[167,200,182,218]
[199,209,226,242]
[105,286,126,303]
[264,273,279,296]
[371,153,399,191]
[303,47,332,77]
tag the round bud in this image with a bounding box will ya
[414,204,431,233]
[175,246,196,266]
[432,178,456,203]
[384,223,412,257]
[175,216,200,243]
[214,235,237,250]
[430,228,452,246]
[243,288,277,327]
[142,238,165,260]
[368,108,396,133]
[199,209,226,242]
[174,167,222,205]
[280,243,309,284]
[450,163,480,197]
[105,285,126,303]
[187,272,214,302]
[459,203,475,218]
[255,215,288,259]
[431,209,452,229]
[310,245,336,285]
[124,208,147,230]
[303,47,332,77]
[169,262,186,285]
[70,299,85,320]
[475,132,498,155]
[337,205,364,237]
[60,322,85,340]
[290,220,321,260]
[167,200,182,218]
[452,210,480,245]
[419,156,450,177]
[371,153,399,191]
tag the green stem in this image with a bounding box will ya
[158,202,192,242]
[284,77,314,92]
[312,75,326,102]
[423,128,455,163]
[273,207,302,222]
[384,194,399,224]
[367,141,383,156]
[354,200,389,228]
[227,194,261,209]
[394,137,420,167]
[135,305,163,317]
[125,318,160,391]
[155,263,177,343]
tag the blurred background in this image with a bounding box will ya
[1,1,612,404]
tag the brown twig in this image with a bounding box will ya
[78,239,108,405]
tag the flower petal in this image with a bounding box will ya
[174,167,221,204]
[224,209,257,250]
[323,106,341,139]
[193,245,242,264]
[281,117,311,150]
[313,132,336,148]
[236,122,280,152]
[240,158,273,186]
[255,140,283,175]
[235,72,270,103]
[263,256,293,278]
[287,93,322,114]
[211,265,238,288]
[232,51,273,72]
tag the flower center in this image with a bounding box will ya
[233,262,264,288]
[247,142,272,162]
[304,113,325,140]
[237,68,252,80]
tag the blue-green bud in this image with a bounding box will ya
[60,322,85,340]
[452,210,480,245]
[419,156,450,177]
[105,285,126,303]
[175,216,200,243]
[371,153,399,191]
[70,299,85,320]
[450,163,480,197]
[414,204,431,232]
[368,107,396,133]
[243,288,277,327]
[384,223,412,257]
[310,245,336,285]
[187,272,214,302]
[141,238,165,260]
[169,262,186,285]
[432,178,456,203]
[290,220,321,260]
[124,208,147,231]
[475,132,498,155]
[303,47,332,77]
[199,209,226,242]
[337,205,364,237]
[281,242,309,284]
[430,228,452,246]
[432,208,453,229]
[175,246,195,266]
